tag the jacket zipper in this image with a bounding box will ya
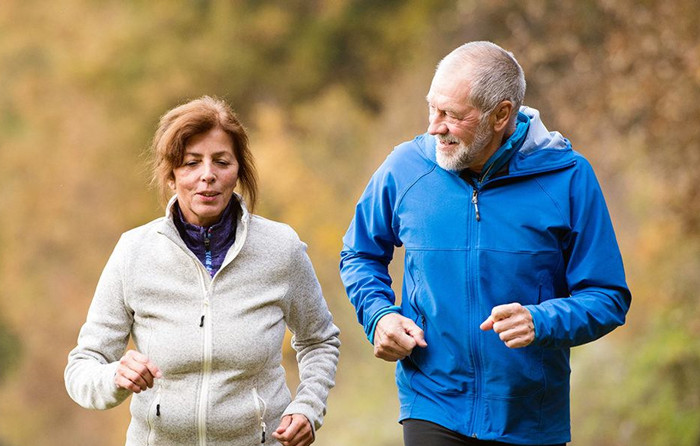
[467,184,483,437]
[196,266,213,446]
[204,229,213,275]
[252,388,267,443]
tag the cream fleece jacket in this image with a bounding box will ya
[65,197,340,445]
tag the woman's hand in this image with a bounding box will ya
[272,414,314,446]
[114,349,162,393]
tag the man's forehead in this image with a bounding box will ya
[427,75,472,107]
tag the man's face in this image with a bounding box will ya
[426,70,495,172]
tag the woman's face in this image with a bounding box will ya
[170,127,239,227]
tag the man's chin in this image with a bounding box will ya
[436,152,466,171]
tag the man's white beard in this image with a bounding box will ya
[435,120,493,172]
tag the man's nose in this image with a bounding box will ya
[428,115,447,135]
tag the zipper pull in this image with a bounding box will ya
[204,228,211,250]
[252,388,267,444]
[471,189,481,221]
[200,299,209,327]
[156,382,162,416]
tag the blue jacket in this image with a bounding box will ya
[340,107,631,444]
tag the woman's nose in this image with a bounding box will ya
[200,163,216,182]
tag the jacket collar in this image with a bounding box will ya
[476,111,530,183]
[159,194,251,272]
[172,196,238,254]
[419,106,575,182]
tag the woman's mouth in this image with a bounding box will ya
[197,191,220,201]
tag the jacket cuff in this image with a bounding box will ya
[524,304,544,346]
[366,306,401,344]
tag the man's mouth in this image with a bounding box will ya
[437,135,458,145]
[436,135,459,152]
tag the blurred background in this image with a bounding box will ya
[0,0,698,445]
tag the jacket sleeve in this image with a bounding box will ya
[526,159,631,348]
[282,238,341,434]
[339,164,402,344]
[64,235,133,409]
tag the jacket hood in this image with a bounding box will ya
[417,105,575,179]
[517,106,570,154]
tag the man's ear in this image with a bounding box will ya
[492,100,514,133]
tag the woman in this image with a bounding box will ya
[65,96,340,446]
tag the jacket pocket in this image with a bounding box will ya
[480,337,545,398]
[146,380,163,445]
[403,252,425,330]
[252,388,267,444]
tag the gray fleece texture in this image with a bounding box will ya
[65,196,340,445]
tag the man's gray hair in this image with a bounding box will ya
[436,41,526,117]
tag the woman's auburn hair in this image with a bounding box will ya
[150,96,258,211]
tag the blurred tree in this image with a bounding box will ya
[0,320,21,384]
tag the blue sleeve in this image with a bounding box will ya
[340,163,402,344]
[526,159,631,348]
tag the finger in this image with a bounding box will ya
[273,415,310,444]
[384,318,424,351]
[497,325,534,348]
[120,364,152,391]
[490,304,516,322]
[404,321,427,348]
[503,334,533,349]
[144,360,162,380]
[375,332,414,359]
[375,332,417,360]
[374,343,407,361]
[126,350,163,380]
[114,372,142,393]
[392,330,418,352]
[492,310,533,335]
[284,416,313,446]
[118,359,156,391]
[479,316,494,331]
[275,415,293,435]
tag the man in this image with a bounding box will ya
[339,41,631,446]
